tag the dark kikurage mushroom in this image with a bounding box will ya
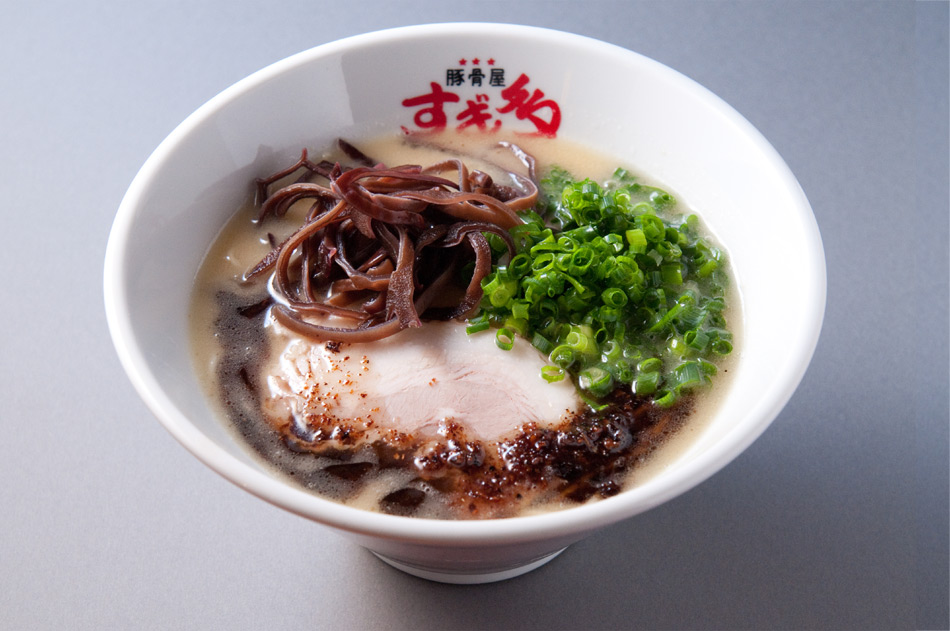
[245,139,538,343]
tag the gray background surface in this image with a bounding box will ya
[1,2,946,629]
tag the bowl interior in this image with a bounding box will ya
[105,23,825,541]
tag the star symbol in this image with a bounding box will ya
[472,57,480,65]
[458,58,467,65]
[487,58,495,65]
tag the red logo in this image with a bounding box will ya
[401,58,561,136]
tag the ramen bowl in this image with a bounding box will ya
[103,23,825,583]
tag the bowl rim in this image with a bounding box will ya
[103,22,826,546]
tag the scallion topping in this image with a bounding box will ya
[469,165,732,407]
[495,327,515,351]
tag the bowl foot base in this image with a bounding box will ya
[371,547,567,584]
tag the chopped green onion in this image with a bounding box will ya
[511,300,530,322]
[531,332,554,355]
[541,365,566,382]
[495,328,514,351]
[654,389,678,407]
[685,329,710,351]
[634,369,661,395]
[503,316,528,337]
[566,326,597,356]
[579,366,614,398]
[625,228,647,253]
[469,165,732,409]
[611,361,635,383]
[698,259,719,277]
[699,359,718,376]
[531,252,556,272]
[465,315,490,335]
[670,361,706,391]
[631,202,653,216]
[550,345,576,369]
[508,253,532,278]
[712,339,733,354]
[640,214,665,241]
[661,262,683,285]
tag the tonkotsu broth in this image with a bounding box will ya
[190,132,737,519]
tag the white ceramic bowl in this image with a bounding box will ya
[104,23,825,583]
